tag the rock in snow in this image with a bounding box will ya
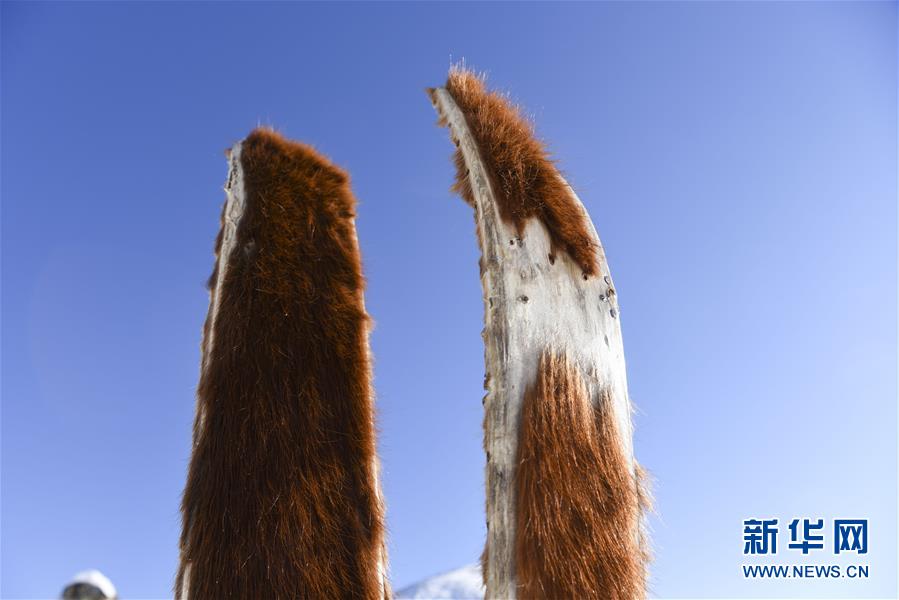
[395,564,484,599]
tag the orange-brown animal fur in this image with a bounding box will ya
[432,67,599,277]
[515,351,648,599]
[176,128,388,599]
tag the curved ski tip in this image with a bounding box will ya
[433,67,601,277]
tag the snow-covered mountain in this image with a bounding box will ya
[395,564,484,600]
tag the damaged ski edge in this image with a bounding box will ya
[178,143,245,600]
[431,86,516,599]
[201,142,247,382]
[175,142,246,600]
[197,142,246,445]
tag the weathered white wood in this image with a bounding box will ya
[191,142,247,445]
[431,88,635,600]
[201,142,246,381]
[178,563,190,600]
[179,143,246,599]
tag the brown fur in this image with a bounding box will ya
[515,350,648,599]
[176,128,388,599]
[433,67,600,277]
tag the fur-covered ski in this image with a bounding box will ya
[429,69,649,599]
[176,129,389,600]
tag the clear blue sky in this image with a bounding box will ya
[2,2,896,598]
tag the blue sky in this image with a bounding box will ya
[2,2,896,598]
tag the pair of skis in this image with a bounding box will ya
[177,68,648,600]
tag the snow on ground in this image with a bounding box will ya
[395,564,484,599]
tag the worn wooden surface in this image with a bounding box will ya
[431,87,636,599]
[179,141,246,598]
